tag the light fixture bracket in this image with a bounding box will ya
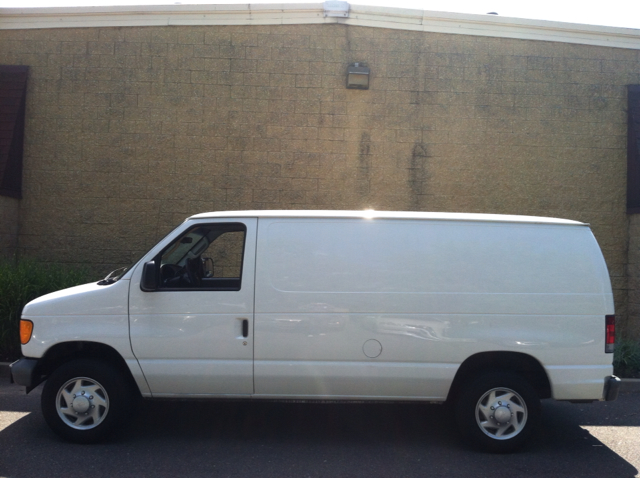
[324,1,349,18]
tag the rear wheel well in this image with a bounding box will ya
[447,352,551,402]
[36,341,140,396]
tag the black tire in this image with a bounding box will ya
[454,371,540,453]
[41,359,134,444]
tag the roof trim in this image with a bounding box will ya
[187,210,588,226]
[1,2,640,50]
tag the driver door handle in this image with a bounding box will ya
[242,319,249,338]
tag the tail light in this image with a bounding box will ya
[605,315,615,353]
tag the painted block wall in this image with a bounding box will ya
[0,24,638,333]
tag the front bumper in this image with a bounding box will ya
[604,375,621,401]
[10,358,42,393]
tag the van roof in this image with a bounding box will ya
[187,210,588,226]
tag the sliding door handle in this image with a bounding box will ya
[242,319,249,338]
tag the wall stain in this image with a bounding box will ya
[357,131,372,198]
[408,142,429,210]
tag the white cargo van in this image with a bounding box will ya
[11,210,620,452]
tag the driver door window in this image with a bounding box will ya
[159,223,246,291]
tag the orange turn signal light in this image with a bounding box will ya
[20,319,33,345]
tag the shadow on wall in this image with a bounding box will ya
[0,196,19,259]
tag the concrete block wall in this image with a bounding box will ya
[0,23,639,330]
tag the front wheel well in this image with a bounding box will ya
[447,352,551,402]
[36,341,139,396]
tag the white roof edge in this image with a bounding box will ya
[2,2,640,50]
[187,210,588,226]
[0,3,324,14]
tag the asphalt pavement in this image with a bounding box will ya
[1,373,639,478]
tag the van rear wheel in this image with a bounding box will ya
[455,371,540,453]
[42,359,132,443]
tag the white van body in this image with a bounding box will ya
[13,211,618,451]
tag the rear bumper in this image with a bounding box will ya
[603,375,621,401]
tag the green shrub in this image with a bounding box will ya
[0,258,95,361]
[613,338,640,378]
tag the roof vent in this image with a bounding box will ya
[324,1,349,18]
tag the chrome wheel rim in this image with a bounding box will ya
[56,377,109,430]
[475,387,527,440]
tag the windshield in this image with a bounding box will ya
[97,223,187,286]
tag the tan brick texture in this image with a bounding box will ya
[1,24,639,330]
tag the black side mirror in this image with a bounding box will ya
[140,261,158,291]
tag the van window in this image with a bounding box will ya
[158,223,246,291]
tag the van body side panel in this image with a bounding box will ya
[254,218,611,401]
[542,229,615,400]
[128,218,257,396]
[545,366,613,400]
[253,358,458,400]
[253,313,459,400]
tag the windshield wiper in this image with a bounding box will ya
[97,267,128,286]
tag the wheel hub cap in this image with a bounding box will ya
[56,377,110,430]
[71,395,91,413]
[476,387,528,440]
[493,405,511,423]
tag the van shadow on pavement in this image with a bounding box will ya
[0,380,638,478]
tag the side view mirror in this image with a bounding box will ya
[140,261,158,291]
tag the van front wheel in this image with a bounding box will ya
[41,359,132,443]
[455,371,540,453]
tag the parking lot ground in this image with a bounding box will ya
[1,378,639,478]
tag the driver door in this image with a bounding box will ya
[129,218,257,397]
